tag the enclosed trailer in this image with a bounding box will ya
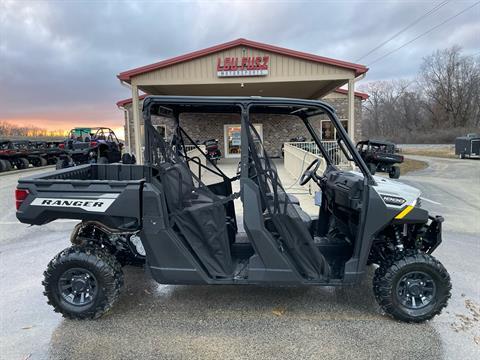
[455,133,480,159]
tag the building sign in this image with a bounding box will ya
[217,56,269,77]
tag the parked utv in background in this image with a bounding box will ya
[56,127,124,169]
[455,133,480,159]
[16,96,451,323]
[357,140,404,179]
[0,140,31,171]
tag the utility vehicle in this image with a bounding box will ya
[0,140,30,171]
[16,96,450,322]
[356,140,404,178]
[56,127,123,169]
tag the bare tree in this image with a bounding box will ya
[419,46,480,128]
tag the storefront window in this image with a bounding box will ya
[224,124,262,157]
[321,120,348,140]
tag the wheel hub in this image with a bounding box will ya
[396,271,436,309]
[58,268,97,306]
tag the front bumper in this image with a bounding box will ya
[424,215,444,254]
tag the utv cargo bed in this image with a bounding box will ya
[16,164,148,230]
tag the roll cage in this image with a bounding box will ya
[142,96,375,185]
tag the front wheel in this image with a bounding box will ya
[367,163,376,175]
[389,165,400,179]
[43,246,124,319]
[373,252,451,322]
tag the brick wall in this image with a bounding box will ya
[124,97,363,157]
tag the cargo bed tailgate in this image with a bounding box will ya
[16,164,146,230]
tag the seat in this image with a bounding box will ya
[158,161,234,277]
[292,203,312,230]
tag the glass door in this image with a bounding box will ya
[224,124,262,158]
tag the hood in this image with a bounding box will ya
[351,171,421,208]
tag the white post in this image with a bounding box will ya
[347,78,355,143]
[123,108,131,153]
[131,84,143,164]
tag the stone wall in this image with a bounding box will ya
[124,97,363,157]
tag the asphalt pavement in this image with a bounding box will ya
[0,157,479,360]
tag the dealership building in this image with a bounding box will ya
[116,38,368,160]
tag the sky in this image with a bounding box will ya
[1,0,479,137]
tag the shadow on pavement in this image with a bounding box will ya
[48,266,444,360]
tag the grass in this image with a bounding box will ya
[399,158,429,175]
[400,146,455,159]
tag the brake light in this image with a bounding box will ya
[15,189,29,210]
[90,141,98,148]
[58,143,65,149]
[399,155,404,162]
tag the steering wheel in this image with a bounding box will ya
[299,158,321,186]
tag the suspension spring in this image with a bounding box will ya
[394,226,404,250]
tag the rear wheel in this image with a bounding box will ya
[56,156,70,169]
[17,157,29,169]
[373,252,451,322]
[40,156,48,166]
[4,160,12,171]
[43,246,124,319]
[367,163,376,175]
[389,165,400,179]
[0,159,6,172]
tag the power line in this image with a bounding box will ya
[368,1,480,66]
[356,0,449,62]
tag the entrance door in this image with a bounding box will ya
[224,124,262,158]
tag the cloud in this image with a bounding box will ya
[0,0,478,129]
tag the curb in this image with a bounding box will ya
[0,165,55,177]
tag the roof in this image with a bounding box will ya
[117,38,368,81]
[333,88,369,100]
[116,88,368,108]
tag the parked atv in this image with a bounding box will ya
[203,138,221,165]
[56,127,124,169]
[357,140,404,179]
[0,140,30,171]
[16,96,450,322]
[13,140,49,168]
[30,141,66,165]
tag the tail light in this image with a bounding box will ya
[399,155,404,162]
[90,141,98,148]
[58,143,65,149]
[15,189,29,210]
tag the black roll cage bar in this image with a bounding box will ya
[142,96,376,185]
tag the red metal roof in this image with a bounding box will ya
[117,38,368,81]
[116,89,369,108]
[116,94,147,108]
[334,88,369,100]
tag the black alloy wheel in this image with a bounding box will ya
[373,252,451,322]
[58,268,98,306]
[43,245,123,319]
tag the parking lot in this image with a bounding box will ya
[0,156,479,360]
